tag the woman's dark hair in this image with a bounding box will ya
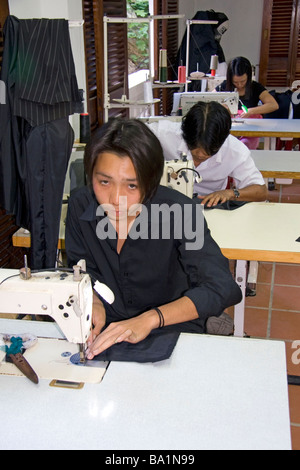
[181,101,231,156]
[225,56,253,97]
[84,118,164,202]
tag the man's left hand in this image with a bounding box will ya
[198,189,233,207]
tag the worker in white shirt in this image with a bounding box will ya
[148,101,268,207]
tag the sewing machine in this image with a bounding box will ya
[179,91,239,116]
[160,158,202,198]
[0,265,93,363]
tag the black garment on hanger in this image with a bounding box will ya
[174,10,228,91]
[175,10,228,79]
[0,16,83,269]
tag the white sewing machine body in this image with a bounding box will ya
[0,268,93,346]
[160,159,201,198]
[180,91,239,116]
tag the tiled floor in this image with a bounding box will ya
[237,179,300,450]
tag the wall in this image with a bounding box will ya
[178,0,264,73]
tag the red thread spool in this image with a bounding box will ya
[178,66,186,83]
[210,55,218,77]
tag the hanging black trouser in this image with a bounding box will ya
[24,119,74,269]
[0,115,73,270]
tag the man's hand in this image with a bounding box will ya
[86,310,159,359]
[87,293,106,347]
[198,189,234,207]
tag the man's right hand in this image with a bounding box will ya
[87,292,106,347]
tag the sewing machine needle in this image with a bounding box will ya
[79,343,86,364]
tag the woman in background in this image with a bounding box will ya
[216,56,279,149]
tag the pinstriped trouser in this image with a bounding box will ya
[24,118,74,270]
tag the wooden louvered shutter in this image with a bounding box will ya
[82,0,128,130]
[82,0,103,132]
[259,0,300,87]
[153,0,179,115]
[0,0,27,269]
[104,0,128,119]
[294,1,300,82]
[0,0,9,74]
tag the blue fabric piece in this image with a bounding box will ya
[5,336,23,355]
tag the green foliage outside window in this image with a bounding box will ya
[127,0,149,73]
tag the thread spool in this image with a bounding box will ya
[143,79,153,103]
[178,65,186,83]
[159,49,167,83]
[80,113,91,144]
[210,55,218,77]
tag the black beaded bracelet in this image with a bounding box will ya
[152,307,165,328]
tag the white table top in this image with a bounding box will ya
[204,202,300,262]
[0,319,291,450]
[231,118,300,137]
[141,116,300,140]
[251,150,300,174]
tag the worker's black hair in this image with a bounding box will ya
[84,117,164,202]
[181,101,231,156]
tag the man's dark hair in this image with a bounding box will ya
[181,101,231,156]
[84,118,164,202]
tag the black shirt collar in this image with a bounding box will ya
[79,190,99,222]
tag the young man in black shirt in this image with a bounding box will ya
[65,118,242,359]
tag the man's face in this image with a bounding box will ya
[190,148,211,167]
[92,152,142,223]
